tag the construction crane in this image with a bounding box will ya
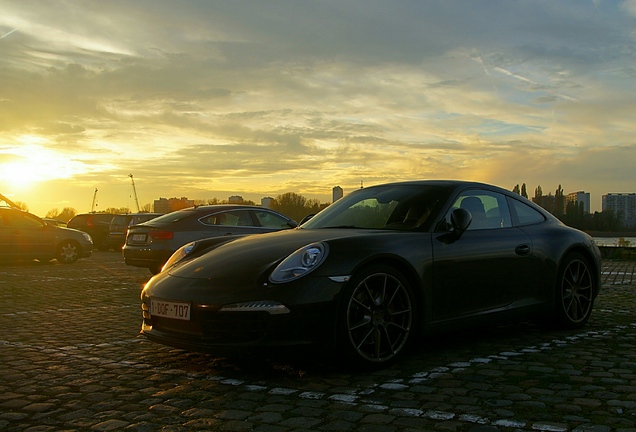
[129,174,140,212]
[90,188,98,212]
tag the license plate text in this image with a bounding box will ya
[150,299,191,321]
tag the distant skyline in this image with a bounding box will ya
[1,0,636,216]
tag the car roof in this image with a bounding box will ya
[190,204,263,211]
[0,207,35,214]
[368,179,499,189]
[114,212,162,217]
[72,212,116,217]
[363,180,525,196]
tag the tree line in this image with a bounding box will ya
[512,183,627,232]
[23,185,632,233]
[40,192,331,224]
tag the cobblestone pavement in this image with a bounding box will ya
[1,252,635,432]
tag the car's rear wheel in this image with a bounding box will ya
[554,252,595,328]
[56,240,80,264]
[338,265,415,369]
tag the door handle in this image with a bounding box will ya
[515,244,531,256]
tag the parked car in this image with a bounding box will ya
[43,218,67,227]
[106,213,163,250]
[0,207,93,264]
[124,205,297,274]
[67,213,116,251]
[140,180,602,369]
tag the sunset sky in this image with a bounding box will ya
[1,0,635,217]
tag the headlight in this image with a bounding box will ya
[82,233,92,242]
[269,242,328,283]
[162,241,196,270]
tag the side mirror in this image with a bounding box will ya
[450,208,472,238]
[298,214,315,225]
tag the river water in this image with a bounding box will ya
[592,237,636,247]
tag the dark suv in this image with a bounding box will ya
[106,213,162,250]
[67,213,116,251]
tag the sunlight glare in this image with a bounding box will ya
[0,142,83,190]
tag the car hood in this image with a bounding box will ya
[165,228,382,282]
[54,226,92,239]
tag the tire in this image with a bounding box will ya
[338,265,416,369]
[554,252,595,328]
[56,240,80,264]
[149,265,162,275]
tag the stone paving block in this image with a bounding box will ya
[1,255,636,431]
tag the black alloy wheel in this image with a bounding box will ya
[555,252,595,328]
[56,241,80,264]
[340,265,415,368]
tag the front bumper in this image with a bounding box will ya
[140,302,335,353]
[140,274,345,354]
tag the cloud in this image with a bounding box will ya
[621,0,636,17]
[1,0,635,214]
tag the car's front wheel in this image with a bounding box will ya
[56,240,80,264]
[554,252,595,328]
[338,265,416,369]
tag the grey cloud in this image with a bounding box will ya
[2,0,636,215]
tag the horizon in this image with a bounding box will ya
[2,1,636,216]
[4,179,627,218]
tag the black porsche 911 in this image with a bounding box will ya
[140,180,602,368]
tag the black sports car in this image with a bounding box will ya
[140,180,602,368]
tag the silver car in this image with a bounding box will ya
[123,205,297,274]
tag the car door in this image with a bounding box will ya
[6,210,55,258]
[431,189,538,321]
[201,209,259,237]
[0,210,12,259]
[253,209,294,232]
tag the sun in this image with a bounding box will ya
[0,142,84,191]
[0,161,42,190]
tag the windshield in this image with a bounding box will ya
[111,215,132,225]
[301,184,450,231]
[144,208,198,224]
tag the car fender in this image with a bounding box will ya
[315,232,434,321]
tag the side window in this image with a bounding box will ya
[201,211,254,227]
[447,190,512,230]
[509,198,545,226]
[7,212,44,228]
[254,210,291,228]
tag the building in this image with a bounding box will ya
[228,195,244,204]
[333,186,343,202]
[153,197,195,213]
[566,191,590,214]
[261,197,274,208]
[602,193,636,224]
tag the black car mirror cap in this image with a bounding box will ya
[450,208,472,238]
[298,214,314,226]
